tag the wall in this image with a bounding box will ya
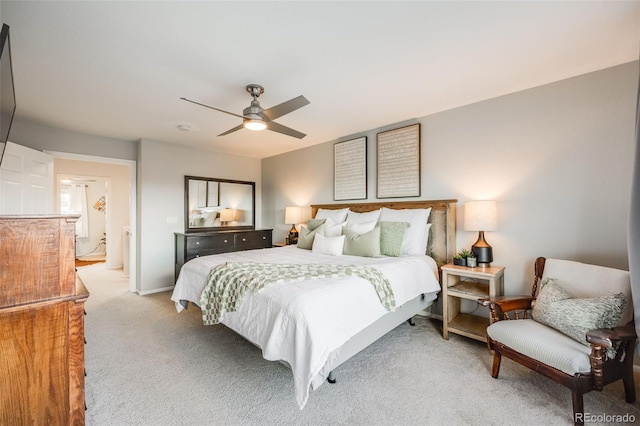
[137,138,262,294]
[262,62,639,313]
[9,120,262,294]
[10,120,137,161]
[54,158,131,269]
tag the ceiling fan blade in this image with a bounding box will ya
[262,95,310,121]
[267,121,306,139]
[218,124,244,136]
[181,97,247,119]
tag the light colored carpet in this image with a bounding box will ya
[78,264,640,425]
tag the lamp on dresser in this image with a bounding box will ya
[464,200,498,265]
[220,208,234,226]
[285,206,302,245]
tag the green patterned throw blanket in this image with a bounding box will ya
[200,262,396,325]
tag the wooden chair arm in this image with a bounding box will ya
[586,323,637,348]
[587,323,637,391]
[478,296,535,322]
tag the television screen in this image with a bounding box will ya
[0,23,16,164]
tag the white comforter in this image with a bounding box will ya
[170,245,440,408]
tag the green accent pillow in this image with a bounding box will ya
[378,221,409,257]
[306,218,326,231]
[342,226,381,257]
[531,279,626,347]
[297,224,325,250]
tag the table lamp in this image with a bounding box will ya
[220,208,234,226]
[285,206,302,244]
[464,200,498,265]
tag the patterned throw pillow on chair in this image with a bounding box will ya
[531,278,626,349]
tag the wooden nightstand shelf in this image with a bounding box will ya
[441,263,505,342]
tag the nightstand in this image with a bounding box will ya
[441,264,504,341]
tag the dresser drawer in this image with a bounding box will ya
[175,229,273,282]
[186,234,234,252]
[234,230,272,251]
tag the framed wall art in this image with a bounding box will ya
[376,123,421,198]
[334,136,367,201]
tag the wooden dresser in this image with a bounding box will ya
[174,229,273,281]
[0,215,89,425]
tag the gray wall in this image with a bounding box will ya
[8,61,638,299]
[137,138,261,294]
[9,119,262,294]
[262,62,639,308]
[10,120,137,161]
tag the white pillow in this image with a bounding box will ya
[324,217,347,237]
[379,207,431,255]
[346,209,381,224]
[315,208,350,224]
[311,233,345,256]
[424,223,432,249]
[344,219,377,234]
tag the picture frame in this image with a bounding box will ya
[334,136,367,201]
[376,123,421,198]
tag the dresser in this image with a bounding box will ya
[0,215,89,425]
[174,229,273,281]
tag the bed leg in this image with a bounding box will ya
[327,371,336,384]
[407,317,415,326]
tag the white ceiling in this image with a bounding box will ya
[3,1,639,159]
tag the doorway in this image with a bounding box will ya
[57,174,109,262]
[47,151,137,293]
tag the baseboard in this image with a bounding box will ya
[138,285,174,296]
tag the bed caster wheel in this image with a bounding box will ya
[407,317,415,326]
[327,372,336,384]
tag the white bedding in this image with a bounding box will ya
[170,245,441,408]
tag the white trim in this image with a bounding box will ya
[138,286,174,296]
[46,150,137,294]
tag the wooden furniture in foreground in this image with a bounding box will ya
[441,263,504,341]
[481,257,636,425]
[0,215,89,425]
[174,229,273,281]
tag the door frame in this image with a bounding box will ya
[46,150,137,293]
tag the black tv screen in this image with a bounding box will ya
[0,23,16,164]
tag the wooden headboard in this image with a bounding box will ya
[310,199,457,266]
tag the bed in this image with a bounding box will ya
[171,199,457,409]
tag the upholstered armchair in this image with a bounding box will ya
[481,257,636,425]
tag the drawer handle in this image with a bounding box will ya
[262,236,266,240]
[242,238,246,242]
[196,255,200,258]
[224,239,228,243]
[196,241,200,245]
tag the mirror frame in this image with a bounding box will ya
[184,175,256,233]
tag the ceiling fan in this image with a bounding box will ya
[181,84,310,139]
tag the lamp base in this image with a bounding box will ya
[471,231,493,264]
[288,225,299,245]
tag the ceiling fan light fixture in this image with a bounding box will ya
[244,119,267,131]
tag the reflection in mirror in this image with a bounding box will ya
[185,176,255,232]
[207,182,219,207]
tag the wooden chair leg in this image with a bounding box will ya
[623,374,636,403]
[572,391,584,426]
[491,351,501,378]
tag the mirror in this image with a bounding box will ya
[185,176,255,232]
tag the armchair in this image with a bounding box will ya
[481,257,636,425]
